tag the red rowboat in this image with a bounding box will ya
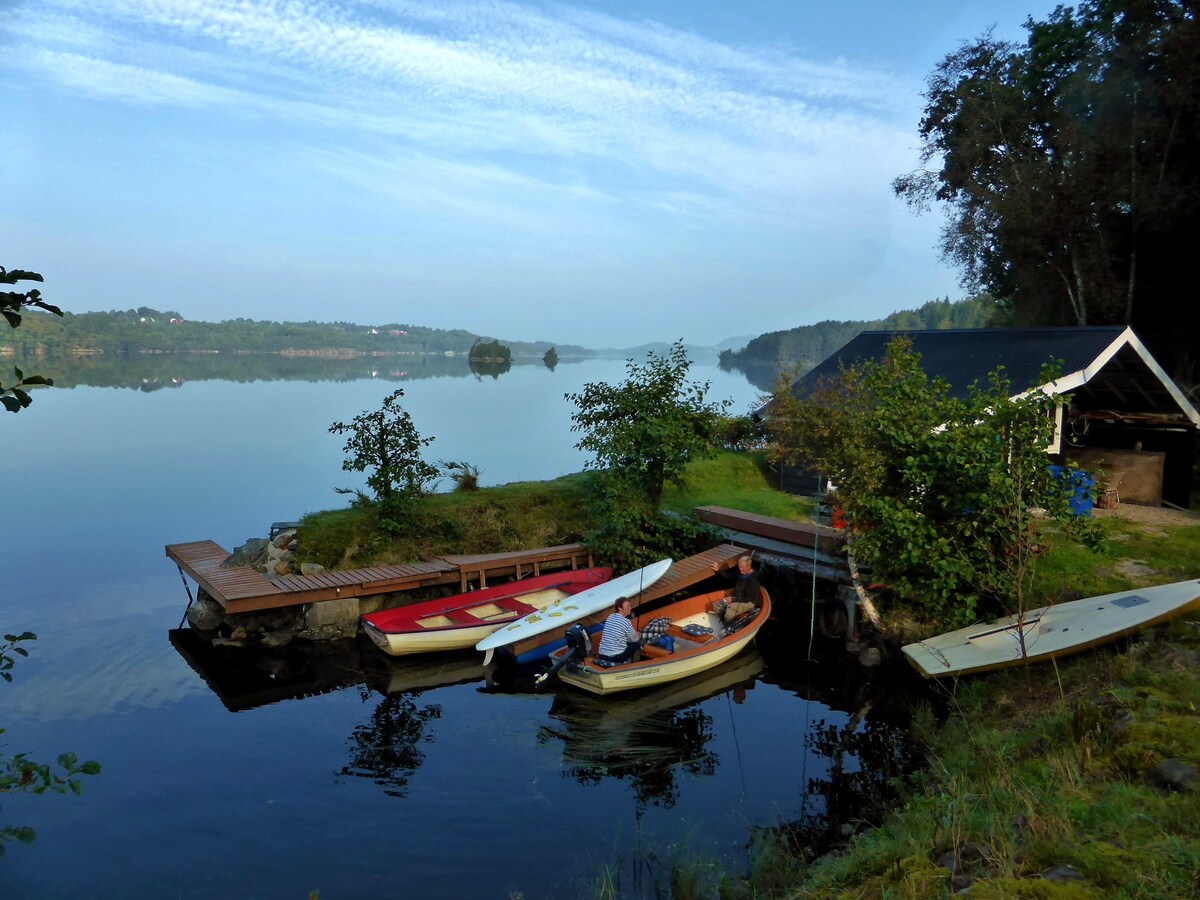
[361,567,612,656]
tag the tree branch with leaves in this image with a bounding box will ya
[2,632,102,855]
[2,267,63,413]
[566,341,730,568]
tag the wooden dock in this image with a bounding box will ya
[694,506,845,550]
[639,543,748,603]
[442,543,595,591]
[166,540,593,615]
[694,505,850,582]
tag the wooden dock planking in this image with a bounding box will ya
[637,544,747,604]
[167,539,595,615]
[694,506,845,550]
[165,541,287,605]
[442,543,593,590]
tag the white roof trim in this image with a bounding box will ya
[1011,326,1200,427]
[1122,327,1200,426]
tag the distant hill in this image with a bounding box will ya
[720,296,991,390]
[0,307,593,360]
[587,334,757,362]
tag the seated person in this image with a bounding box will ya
[709,555,762,624]
[596,596,641,663]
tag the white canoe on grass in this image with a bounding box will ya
[475,558,672,663]
[902,579,1200,679]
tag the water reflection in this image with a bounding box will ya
[371,652,490,696]
[718,359,780,393]
[340,692,444,798]
[538,651,764,812]
[755,624,925,858]
[468,357,512,379]
[168,611,924,865]
[168,629,374,712]
[33,351,579,389]
[786,711,919,851]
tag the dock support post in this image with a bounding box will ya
[176,565,198,629]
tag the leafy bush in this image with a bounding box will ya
[566,340,730,510]
[765,335,1100,627]
[713,414,763,451]
[583,502,720,573]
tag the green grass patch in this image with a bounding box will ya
[297,452,814,570]
[1034,515,1200,603]
[298,472,598,568]
[777,558,1200,897]
[661,451,816,519]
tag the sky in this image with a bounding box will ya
[1,0,1061,348]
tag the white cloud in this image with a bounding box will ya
[0,0,954,343]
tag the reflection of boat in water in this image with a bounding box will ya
[548,647,764,729]
[540,651,763,804]
[362,567,611,656]
[548,588,770,694]
[371,651,491,696]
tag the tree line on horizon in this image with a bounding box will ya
[720,295,990,376]
[0,305,587,361]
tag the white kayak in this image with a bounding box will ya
[475,558,671,661]
[902,579,1200,678]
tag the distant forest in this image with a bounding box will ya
[0,306,589,360]
[720,296,989,385]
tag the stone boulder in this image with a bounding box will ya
[1155,758,1198,792]
[186,596,225,631]
[223,538,269,569]
[264,530,299,577]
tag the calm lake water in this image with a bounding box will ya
[2,355,918,898]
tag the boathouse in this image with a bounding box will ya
[768,326,1200,508]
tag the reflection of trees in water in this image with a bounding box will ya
[764,709,922,858]
[339,692,442,798]
[718,361,778,393]
[30,352,529,389]
[538,701,718,812]
[468,358,511,379]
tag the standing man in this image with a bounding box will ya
[597,596,641,663]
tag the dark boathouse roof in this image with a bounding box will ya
[782,326,1199,425]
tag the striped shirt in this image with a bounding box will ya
[598,612,637,657]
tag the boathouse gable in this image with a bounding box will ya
[767,326,1199,508]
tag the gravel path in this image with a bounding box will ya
[1093,502,1198,528]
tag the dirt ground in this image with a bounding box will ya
[1092,501,1199,528]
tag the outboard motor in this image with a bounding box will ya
[534,624,590,688]
[564,623,591,657]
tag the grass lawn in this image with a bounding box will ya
[298,451,814,569]
[763,505,1200,899]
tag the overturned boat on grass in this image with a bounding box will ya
[902,579,1200,678]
